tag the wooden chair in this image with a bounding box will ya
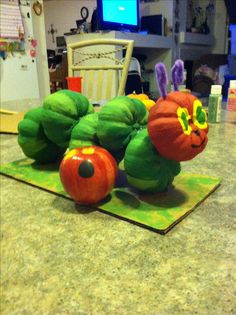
[67,38,134,104]
[49,54,68,93]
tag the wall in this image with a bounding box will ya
[212,0,228,54]
[44,0,96,50]
[0,0,50,105]
[43,0,227,54]
[139,0,173,30]
[184,0,227,54]
[32,0,50,100]
[44,0,174,50]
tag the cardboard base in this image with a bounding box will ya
[0,158,221,234]
[0,111,25,134]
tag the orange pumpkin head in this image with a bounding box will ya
[148,91,209,161]
[148,60,209,162]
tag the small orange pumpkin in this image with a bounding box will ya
[142,99,156,111]
[59,146,118,204]
[127,92,149,101]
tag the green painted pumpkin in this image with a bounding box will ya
[69,112,99,150]
[41,90,94,149]
[69,112,125,163]
[97,96,148,156]
[124,128,181,192]
[18,107,65,163]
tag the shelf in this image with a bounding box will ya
[113,31,173,49]
[179,32,215,46]
[65,31,173,50]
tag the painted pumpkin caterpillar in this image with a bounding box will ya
[18,60,209,193]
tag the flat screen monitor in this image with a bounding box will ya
[97,0,139,32]
[56,36,66,47]
[224,0,236,24]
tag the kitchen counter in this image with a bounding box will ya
[1,110,236,315]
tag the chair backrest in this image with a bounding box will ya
[67,38,134,104]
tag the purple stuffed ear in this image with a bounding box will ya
[155,63,168,98]
[171,59,184,91]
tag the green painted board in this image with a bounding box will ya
[0,158,221,234]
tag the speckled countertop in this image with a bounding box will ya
[1,110,236,315]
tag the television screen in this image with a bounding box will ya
[97,0,139,32]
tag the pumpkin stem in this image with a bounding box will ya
[155,63,168,99]
[171,59,184,91]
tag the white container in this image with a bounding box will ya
[208,85,222,123]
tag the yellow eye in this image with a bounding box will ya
[177,107,192,135]
[193,100,208,129]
